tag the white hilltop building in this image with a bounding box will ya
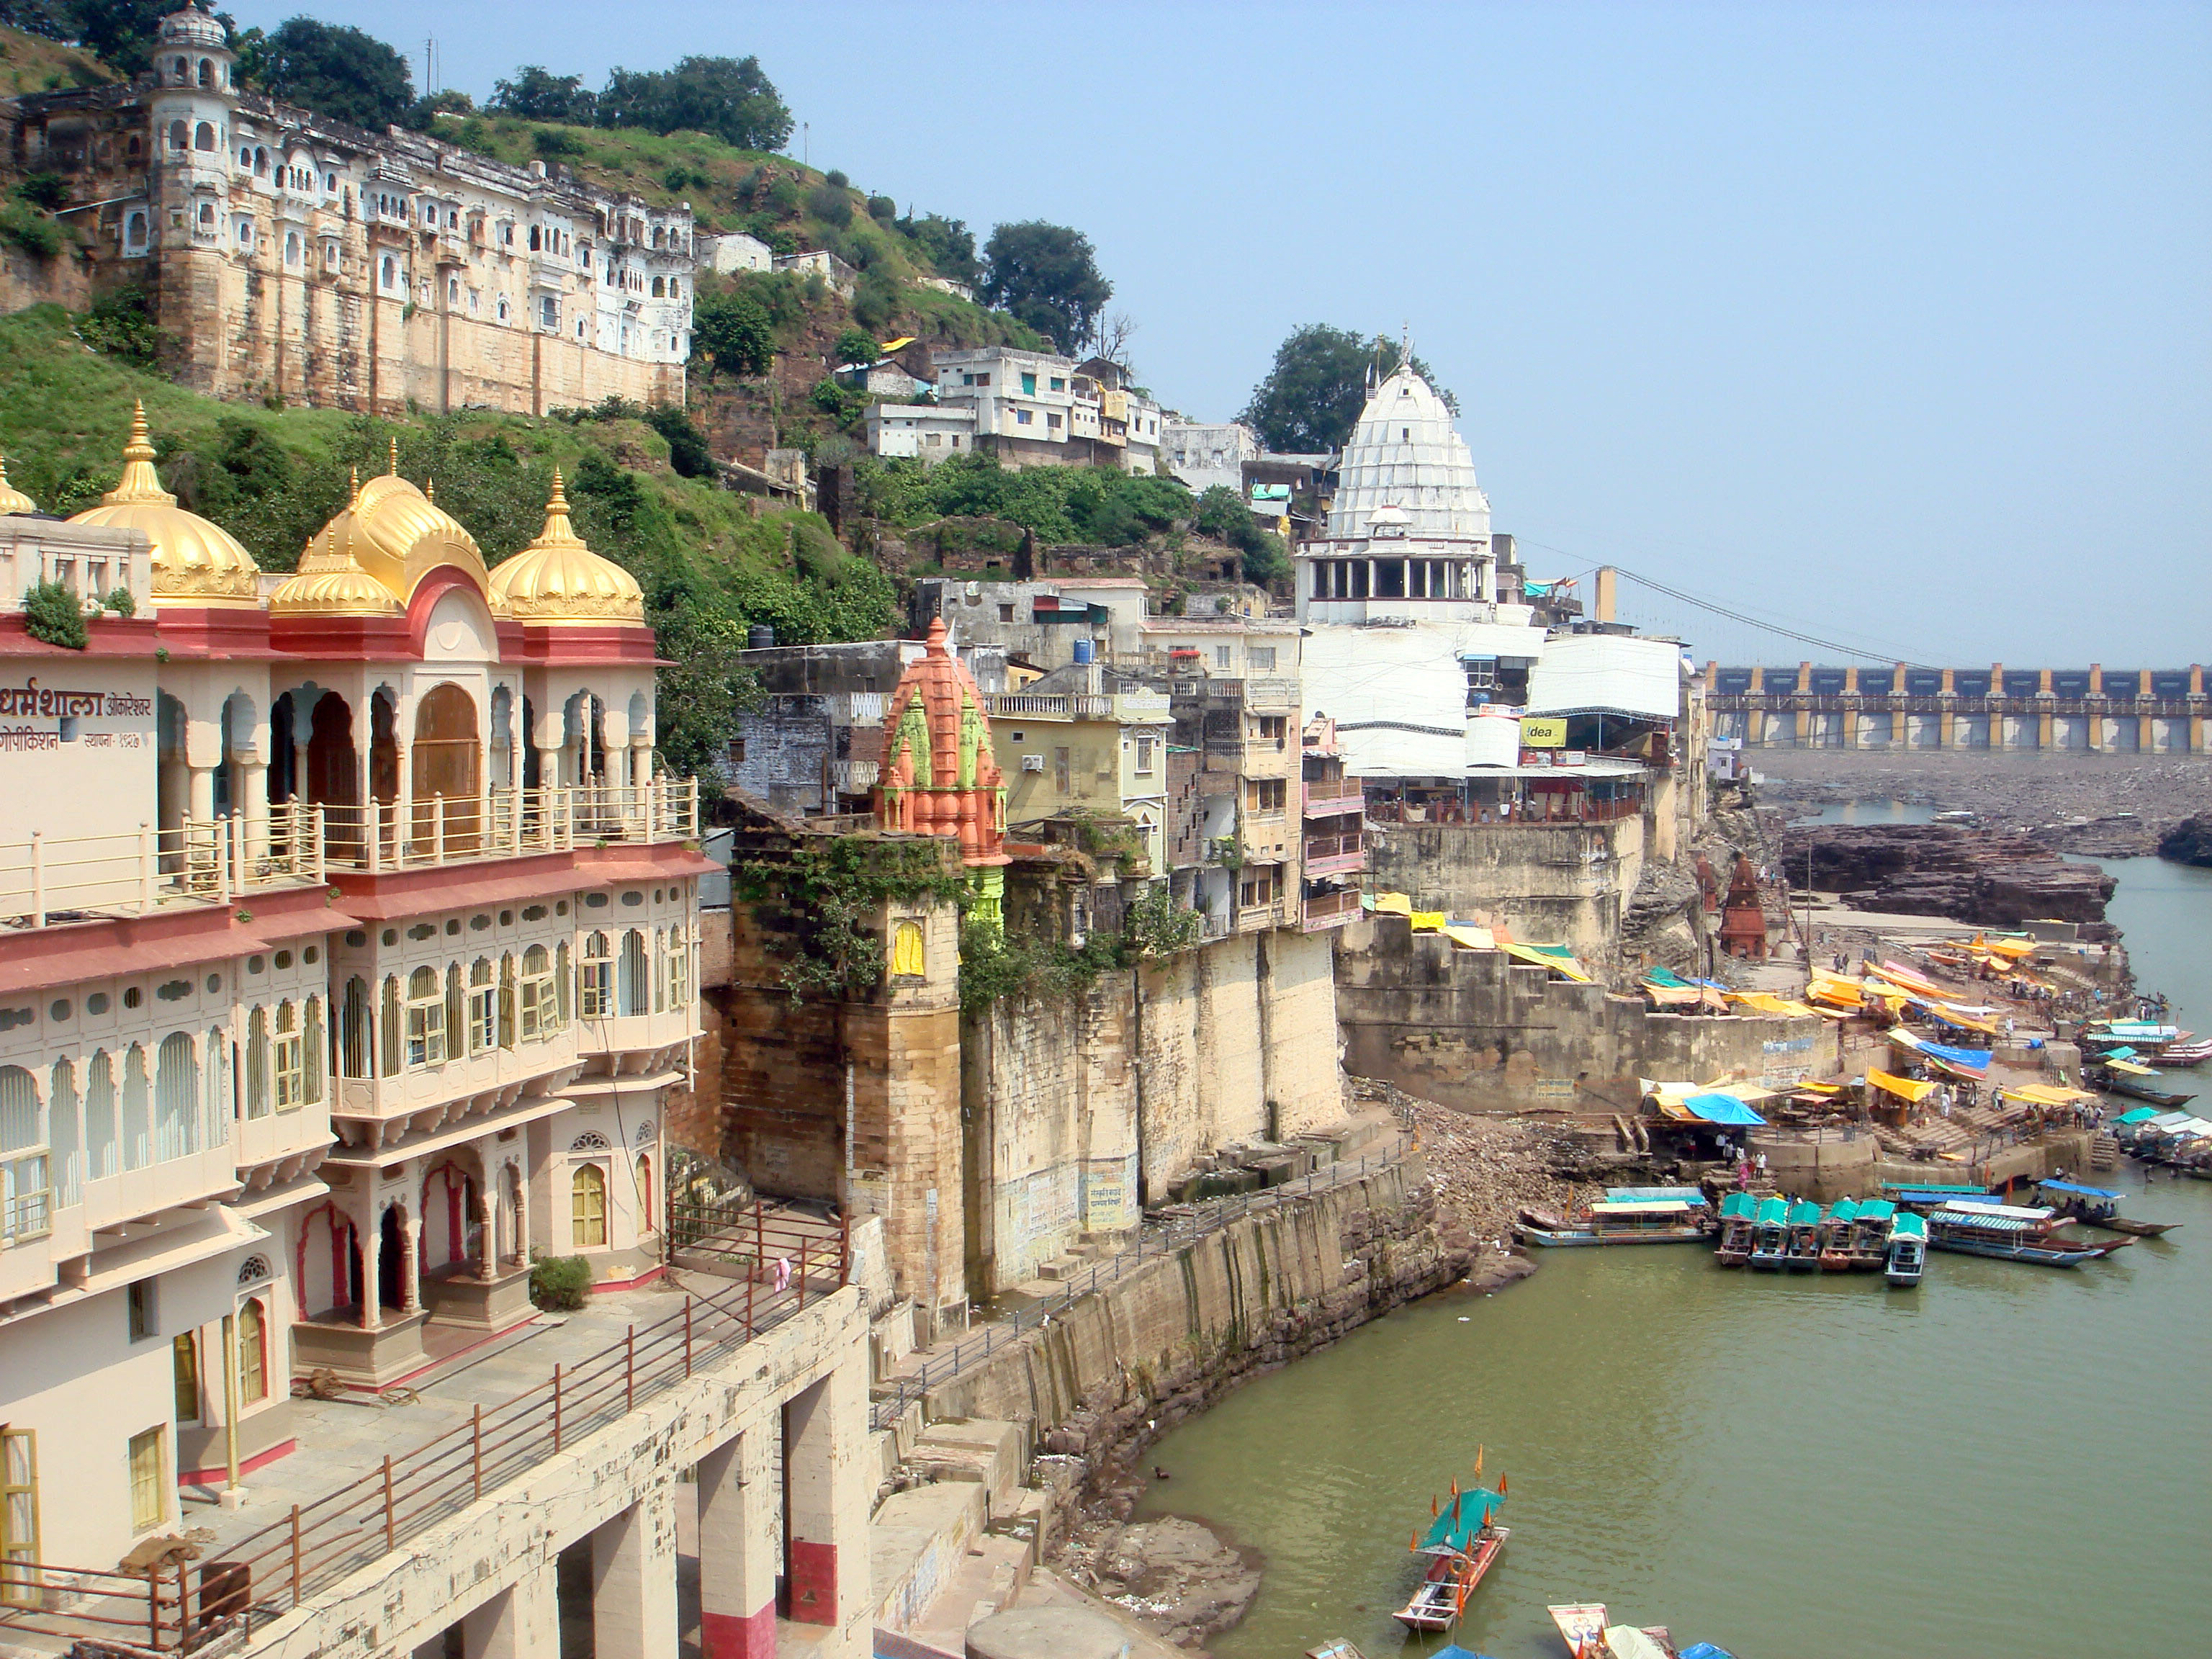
[1295,364,1551,786]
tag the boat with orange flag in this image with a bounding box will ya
[1393,1452,1510,1633]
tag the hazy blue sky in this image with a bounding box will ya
[227,1,2210,665]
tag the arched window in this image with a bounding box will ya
[340,976,371,1079]
[579,932,613,1017]
[195,122,216,152]
[405,966,446,1067]
[122,1044,150,1169]
[204,1025,230,1148]
[169,120,189,152]
[618,930,647,1016]
[555,941,571,1025]
[284,230,300,266]
[467,960,496,1055]
[247,1007,271,1118]
[379,254,397,292]
[302,997,324,1106]
[571,1164,606,1248]
[650,276,664,297]
[652,928,667,1013]
[253,146,267,176]
[197,58,213,87]
[86,1051,117,1180]
[496,295,509,323]
[891,920,926,979]
[635,1152,652,1234]
[520,945,554,1040]
[49,1062,80,1210]
[528,225,540,251]
[498,953,517,1048]
[380,976,402,1075]
[238,1299,268,1403]
[444,965,464,1060]
[123,209,148,253]
[273,1002,305,1110]
[0,1066,36,1156]
[153,1032,198,1161]
[0,1066,45,1241]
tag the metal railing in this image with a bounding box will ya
[315,781,699,873]
[0,804,326,927]
[1302,783,1365,816]
[869,1144,1403,1431]
[1303,832,1366,863]
[1300,889,1362,923]
[0,1208,846,1655]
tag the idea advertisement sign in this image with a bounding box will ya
[1519,716,1568,748]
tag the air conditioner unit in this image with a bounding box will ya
[1022,754,1046,772]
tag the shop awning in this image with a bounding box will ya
[1870,1069,1938,1104]
[1679,1092,1768,1126]
[1501,942,1593,981]
[1443,923,1496,950]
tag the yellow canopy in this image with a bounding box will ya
[2105,1058,2159,1077]
[1729,992,1822,1019]
[1980,938,2038,959]
[1807,978,1864,1008]
[1409,910,1447,932]
[1371,891,1412,917]
[1869,1069,1938,1104]
[1443,924,1496,950]
[2004,1084,2095,1107]
[1501,943,1593,982]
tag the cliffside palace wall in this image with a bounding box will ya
[5,9,692,417]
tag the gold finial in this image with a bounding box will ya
[387,437,400,477]
[349,464,360,502]
[548,467,570,513]
[0,452,35,516]
[103,398,175,505]
[425,477,436,505]
[533,467,583,546]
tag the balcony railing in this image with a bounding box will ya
[1302,781,1364,816]
[1303,832,1367,867]
[0,1206,846,1654]
[1301,888,1362,927]
[0,782,698,929]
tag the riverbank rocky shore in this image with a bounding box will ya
[1776,819,2119,928]
[1750,748,2212,856]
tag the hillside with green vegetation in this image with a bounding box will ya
[0,305,893,775]
[0,22,113,95]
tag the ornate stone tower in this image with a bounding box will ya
[146,6,240,392]
[876,616,1010,920]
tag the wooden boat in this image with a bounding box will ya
[2034,1178,2181,1237]
[1884,1212,1927,1287]
[2149,1035,2212,1067]
[1550,1604,1611,1658]
[2092,1071,2197,1110]
[1879,1182,1998,1210]
[1848,1198,1898,1269]
[1817,1197,1859,1270]
[1396,1477,1509,1632]
[1746,1196,1790,1269]
[1713,1192,1756,1265]
[1516,1198,1709,1247]
[1782,1200,1825,1271]
[1304,1644,1368,1659]
[1925,1202,2131,1267]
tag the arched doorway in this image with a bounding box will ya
[411,683,481,852]
[369,691,399,860]
[377,1205,407,1312]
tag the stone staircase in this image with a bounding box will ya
[2090,1131,2121,1172]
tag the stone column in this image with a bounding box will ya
[591,1482,678,1659]
[188,764,217,827]
[242,757,270,863]
[460,1558,559,1659]
[696,1431,776,1659]
[359,1204,382,1331]
[476,1153,498,1284]
[400,1205,424,1316]
[782,1331,872,1630]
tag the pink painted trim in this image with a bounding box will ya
[177,1437,297,1488]
[591,1262,667,1294]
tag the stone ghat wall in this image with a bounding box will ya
[920,1159,1469,1510]
[1336,913,1841,1115]
[1367,815,1647,966]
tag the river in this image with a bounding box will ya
[1135,837,2212,1658]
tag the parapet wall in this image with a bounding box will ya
[1335,913,1840,1115]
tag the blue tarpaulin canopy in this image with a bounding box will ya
[1679,1645,1739,1659]
[1681,1092,1768,1127]
[2038,1179,2123,1199]
[1921,1038,1992,1071]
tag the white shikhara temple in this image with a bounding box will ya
[0,412,711,1571]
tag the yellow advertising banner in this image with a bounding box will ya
[1520,716,1568,748]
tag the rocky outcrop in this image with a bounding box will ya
[2157,815,2212,868]
[1778,822,2115,925]
[1087,1517,1261,1647]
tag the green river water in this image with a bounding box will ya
[1136,852,2212,1659]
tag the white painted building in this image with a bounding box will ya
[931,346,1084,450]
[865,402,978,462]
[1164,418,1260,496]
[0,418,711,1575]
[696,229,774,274]
[1295,366,1549,783]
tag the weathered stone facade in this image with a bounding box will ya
[4,8,691,416]
[1336,912,1841,1114]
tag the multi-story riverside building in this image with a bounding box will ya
[5,6,693,417]
[0,409,710,1573]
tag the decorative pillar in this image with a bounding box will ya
[242,757,271,862]
[461,1559,559,1659]
[359,1205,382,1331]
[475,1159,498,1284]
[697,1432,777,1659]
[782,1333,872,1630]
[188,764,217,826]
[401,1205,424,1316]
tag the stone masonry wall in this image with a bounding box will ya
[1369,814,1647,965]
[1336,913,1840,1115]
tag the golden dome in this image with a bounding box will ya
[67,403,261,606]
[307,440,491,608]
[487,471,647,624]
[0,454,36,516]
[269,516,403,619]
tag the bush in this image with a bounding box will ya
[692,287,775,377]
[642,403,717,478]
[832,326,879,367]
[102,587,135,618]
[0,202,63,258]
[806,181,853,228]
[529,1254,593,1310]
[534,126,585,158]
[824,169,849,189]
[16,173,68,211]
[77,284,161,369]
[866,194,896,223]
[23,580,88,650]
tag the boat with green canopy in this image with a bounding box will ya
[1395,1462,1510,1633]
[1714,1191,1757,1266]
[1817,1197,1861,1270]
[1849,1198,1897,1268]
[1884,1212,1927,1287]
[1782,1200,1825,1270]
[1747,1196,1791,1269]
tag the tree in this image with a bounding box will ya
[14,0,166,72]
[896,212,978,285]
[832,326,880,368]
[1238,325,1460,454]
[691,288,775,377]
[490,65,597,123]
[980,221,1111,353]
[246,17,414,131]
[1194,483,1291,587]
[597,55,793,152]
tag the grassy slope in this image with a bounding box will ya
[0,25,114,97]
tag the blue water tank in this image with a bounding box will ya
[1072,639,1094,664]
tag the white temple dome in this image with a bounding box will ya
[1326,365,1491,541]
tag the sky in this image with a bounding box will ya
[223,0,2211,666]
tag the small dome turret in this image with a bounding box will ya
[158,4,230,49]
[487,470,647,624]
[0,455,36,516]
[306,441,490,608]
[68,402,261,606]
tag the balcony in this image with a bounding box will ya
[984,691,1169,724]
[0,782,699,930]
[1301,888,1362,930]
[1302,780,1364,817]
[1303,832,1368,878]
